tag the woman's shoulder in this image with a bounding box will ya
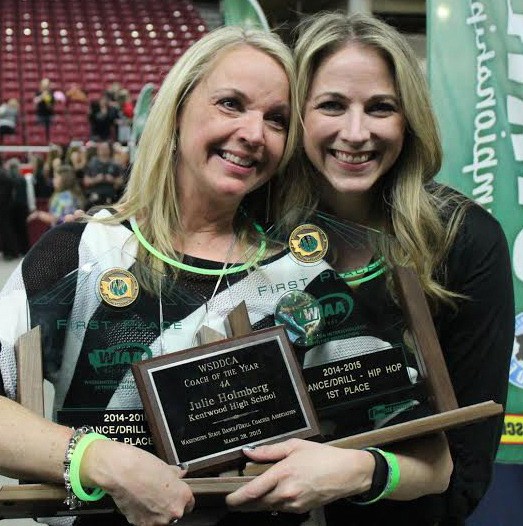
[21,221,87,295]
[27,209,128,256]
[456,199,505,251]
[432,183,505,248]
[433,185,509,292]
[22,210,132,295]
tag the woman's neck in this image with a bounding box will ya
[318,184,386,271]
[174,197,244,262]
[179,204,237,237]
[178,231,240,263]
[320,185,383,229]
[177,177,245,231]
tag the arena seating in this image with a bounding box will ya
[0,0,207,146]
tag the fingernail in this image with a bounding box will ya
[177,462,189,470]
[242,445,256,451]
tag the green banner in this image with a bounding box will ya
[428,0,523,463]
[129,83,155,162]
[222,0,270,30]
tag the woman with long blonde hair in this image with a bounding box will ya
[0,25,305,526]
[227,13,513,525]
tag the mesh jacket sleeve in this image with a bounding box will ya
[0,222,84,398]
[436,204,514,521]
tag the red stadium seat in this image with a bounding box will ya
[1,133,23,146]
[4,0,208,144]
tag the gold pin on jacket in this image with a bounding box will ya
[288,224,328,264]
[98,268,139,307]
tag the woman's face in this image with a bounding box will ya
[53,174,62,191]
[176,45,290,203]
[52,157,61,171]
[303,43,405,198]
[70,150,81,164]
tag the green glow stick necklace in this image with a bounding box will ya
[130,216,266,276]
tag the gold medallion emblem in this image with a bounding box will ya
[288,224,328,264]
[98,268,139,308]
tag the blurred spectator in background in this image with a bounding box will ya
[113,142,130,170]
[5,158,29,256]
[0,159,17,260]
[119,89,134,119]
[112,142,131,201]
[65,142,87,185]
[66,83,88,103]
[105,81,122,107]
[53,90,66,105]
[27,164,84,227]
[116,89,134,145]
[89,96,118,141]
[0,98,19,141]
[43,144,63,182]
[30,153,53,199]
[83,141,122,207]
[34,78,55,143]
[84,140,98,165]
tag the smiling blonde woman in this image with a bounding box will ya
[226,12,514,526]
[0,25,307,526]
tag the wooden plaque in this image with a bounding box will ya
[2,263,503,518]
[393,266,458,413]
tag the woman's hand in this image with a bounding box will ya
[227,433,452,514]
[226,439,374,514]
[62,209,86,223]
[26,211,40,222]
[81,439,195,526]
[27,210,54,226]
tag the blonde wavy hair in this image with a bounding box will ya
[100,25,306,275]
[294,12,467,308]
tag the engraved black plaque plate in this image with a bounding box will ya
[132,326,320,473]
